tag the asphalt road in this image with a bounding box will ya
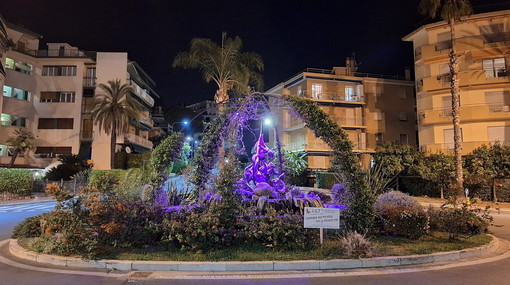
[1,203,510,284]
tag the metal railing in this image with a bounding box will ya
[14,46,87,58]
[124,133,153,149]
[83,77,96,87]
[127,79,155,107]
[286,68,406,82]
[300,90,364,102]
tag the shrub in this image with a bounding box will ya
[374,191,422,213]
[164,208,244,251]
[380,206,429,239]
[44,154,89,181]
[399,176,441,197]
[340,231,374,257]
[12,212,53,238]
[316,172,337,189]
[89,170,126,193]
[427,205,492,238]
[244,207,316,250]
[0,169,34,196]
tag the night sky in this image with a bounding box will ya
[1,0,510,106]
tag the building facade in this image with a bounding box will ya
[404,9,510,155]
[267,59,416,170]
[0,22,158,169]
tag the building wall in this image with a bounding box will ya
[268,68,416,170]
[405,9,510,155]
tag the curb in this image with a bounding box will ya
[0,198,55,207]
[8,236,500,272]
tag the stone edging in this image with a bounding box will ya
[8,237,499,272]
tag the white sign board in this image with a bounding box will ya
[303,207,340,229]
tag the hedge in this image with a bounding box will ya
[89,169,127,185]
[316,172,337,189]
[0,169,34,196]
[115,152,152,169]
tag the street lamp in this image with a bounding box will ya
[170,120,189,132]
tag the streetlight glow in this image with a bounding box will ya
[264,117,272,126]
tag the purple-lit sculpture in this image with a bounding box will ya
[237,125,286,200]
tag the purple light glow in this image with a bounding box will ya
[237,124,286,199]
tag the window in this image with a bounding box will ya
[399,134,409,144]
[35,146,72,158]
[42,65,77,76]
[444,128,463,150]
[358,133,367,150]
[436,32,452,51]
[3,86,30,101]
[38,118,74,129]
[398,112,408,121]
[0,113,11,126]
[10,117,27,127]
[375,133,384,145]
[40,92,75,103]
[488,126,510,143]
[297,86,302,97]
[311,84,322,99]
[483,58,507,78]
[480,24,508,43]
[5,58,32,75]
[345,86,355,101]
[485,91,509,112]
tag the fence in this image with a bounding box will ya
[45,179,88,193]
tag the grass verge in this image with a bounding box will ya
[18,231,491,261]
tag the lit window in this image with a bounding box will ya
[42,65,77,76]
[5,58,32,74]
[483,58,506,78]
[345,86,355,101]
[311,84,322,99]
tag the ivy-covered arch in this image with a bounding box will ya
[191,93,375,231]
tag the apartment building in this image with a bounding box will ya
[0,22,158,169]
[404,9,510,155]
[267,59,416,170]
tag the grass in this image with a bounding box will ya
[46,231,489,262]
[18,231,492,262]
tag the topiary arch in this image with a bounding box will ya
[191,93,375,231]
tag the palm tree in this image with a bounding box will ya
[173,32,264,168]
[419,0,472,198]
[173,32,264,106]
[6,128,35,168]
[92,79,142,169]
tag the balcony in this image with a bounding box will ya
[418,104,510,126]
[83,77,96,87]
[124,133,153,150]
[14,46,87,58]
[331,116,366,128]
[420,141,509,155]
[284,138,366,152]
[419,69,510,93]
[300,90,364,103]
[128,80,155,107]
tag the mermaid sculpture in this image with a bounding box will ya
[237,124,286,200]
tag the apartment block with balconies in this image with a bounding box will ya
[404,9,510,155]
[267,58,416,170]
[0,22,158,169]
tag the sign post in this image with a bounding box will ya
[303,207,340,244]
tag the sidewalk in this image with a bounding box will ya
[0,192,54,207]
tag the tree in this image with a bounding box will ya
[6,128,35,168]
[92,79,142,169]
[419,153,456,199]
[173,32,264,169]
[374,142,423,177]
[419,0,473,198]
